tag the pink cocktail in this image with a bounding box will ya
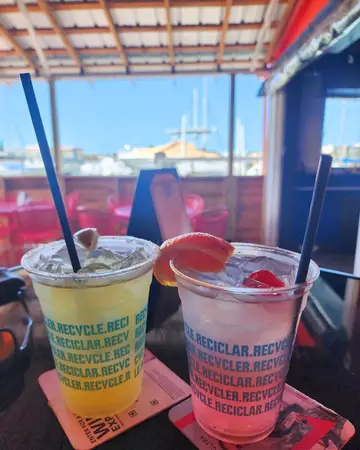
[171,244,319,444]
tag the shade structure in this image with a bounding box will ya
[0,0,289,81]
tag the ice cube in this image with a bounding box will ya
[78,262,112,274]
[52,243,88,265]
[34,241,148,276]
[44,262,63,274]
[35,252,62,273]
[181,254,297,289]
[110,248,147,270]
[86,247,123,266]
[84,247,147,271]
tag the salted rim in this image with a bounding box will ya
[170,243,320,295]
[21,236,160,281]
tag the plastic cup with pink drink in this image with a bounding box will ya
[170,243,319,444]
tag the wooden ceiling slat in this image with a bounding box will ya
[0,60,264,72]
[9,22,278,37]
[164,0,175,69]
[0,43,265,57]
[16,0,51,74]
[0,70,259,81]
[0,23,36,71]
[0,0,287,14]
[217,0,233,65]
[0,0,281,78]
[0,63,266,83]
[99,0,128,69]
[36,0,83,69]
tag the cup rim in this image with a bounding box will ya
[170,243,320,296]
[21,235,160,282]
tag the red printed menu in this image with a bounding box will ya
[169,385,355,449]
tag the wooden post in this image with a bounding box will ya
[298,73,325,172]
[0,177,6,201]
[262,91,285,246]
[49,78,61,175]
[262,95,267,175]
[226,73,236,241]
[278,72,325,251]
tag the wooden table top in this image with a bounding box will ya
[1,287,360,449]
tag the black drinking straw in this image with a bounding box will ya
[295,154,333,284]
[282,155,332,376]
[20,73,81,272]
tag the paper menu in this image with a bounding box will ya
[169,384,355,449]
[39,349,191,450]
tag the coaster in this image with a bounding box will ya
[39,349,191,450]
[169,384,355,449]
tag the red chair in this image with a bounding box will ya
[78,207,120,235]
[107,193,118,213]
[66,192,79,217]
[0,220,13,266]
[107,194,132,212]
[0,222,11,238]
[12,203,62,263]
[66,192,79,232]
[107,194,133,235]
[193,207,229,239]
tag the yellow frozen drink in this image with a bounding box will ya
[22,235,159,416]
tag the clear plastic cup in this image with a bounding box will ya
[171,243,319,444]
[22,236,159,417]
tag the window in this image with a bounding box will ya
[56,75,263,177]
[0,75,264,178]
[0,81,51,176]
[323,98,360,169]
[232,75,264,176]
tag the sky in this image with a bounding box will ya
[0,75,263,155]
[1,75,359,156]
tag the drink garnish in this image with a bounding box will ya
[153,232,235,287]
[242,269,285,288]
[74,228,99,251]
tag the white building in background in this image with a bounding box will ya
[117,140,225,176]
[321,143,360,167]
[25,145,84,163]
[322,144,335,155]
[80,157,133,176]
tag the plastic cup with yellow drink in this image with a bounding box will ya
[22,230,159,417]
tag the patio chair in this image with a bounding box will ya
[107,194,133,234]
[77,207,120,235]
[12,203,62,263]
[65,191,79,231]
[192,206,229,238]
[0,220,13,267]
[107,194,132,212]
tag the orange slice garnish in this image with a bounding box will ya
[153,232,235,287]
